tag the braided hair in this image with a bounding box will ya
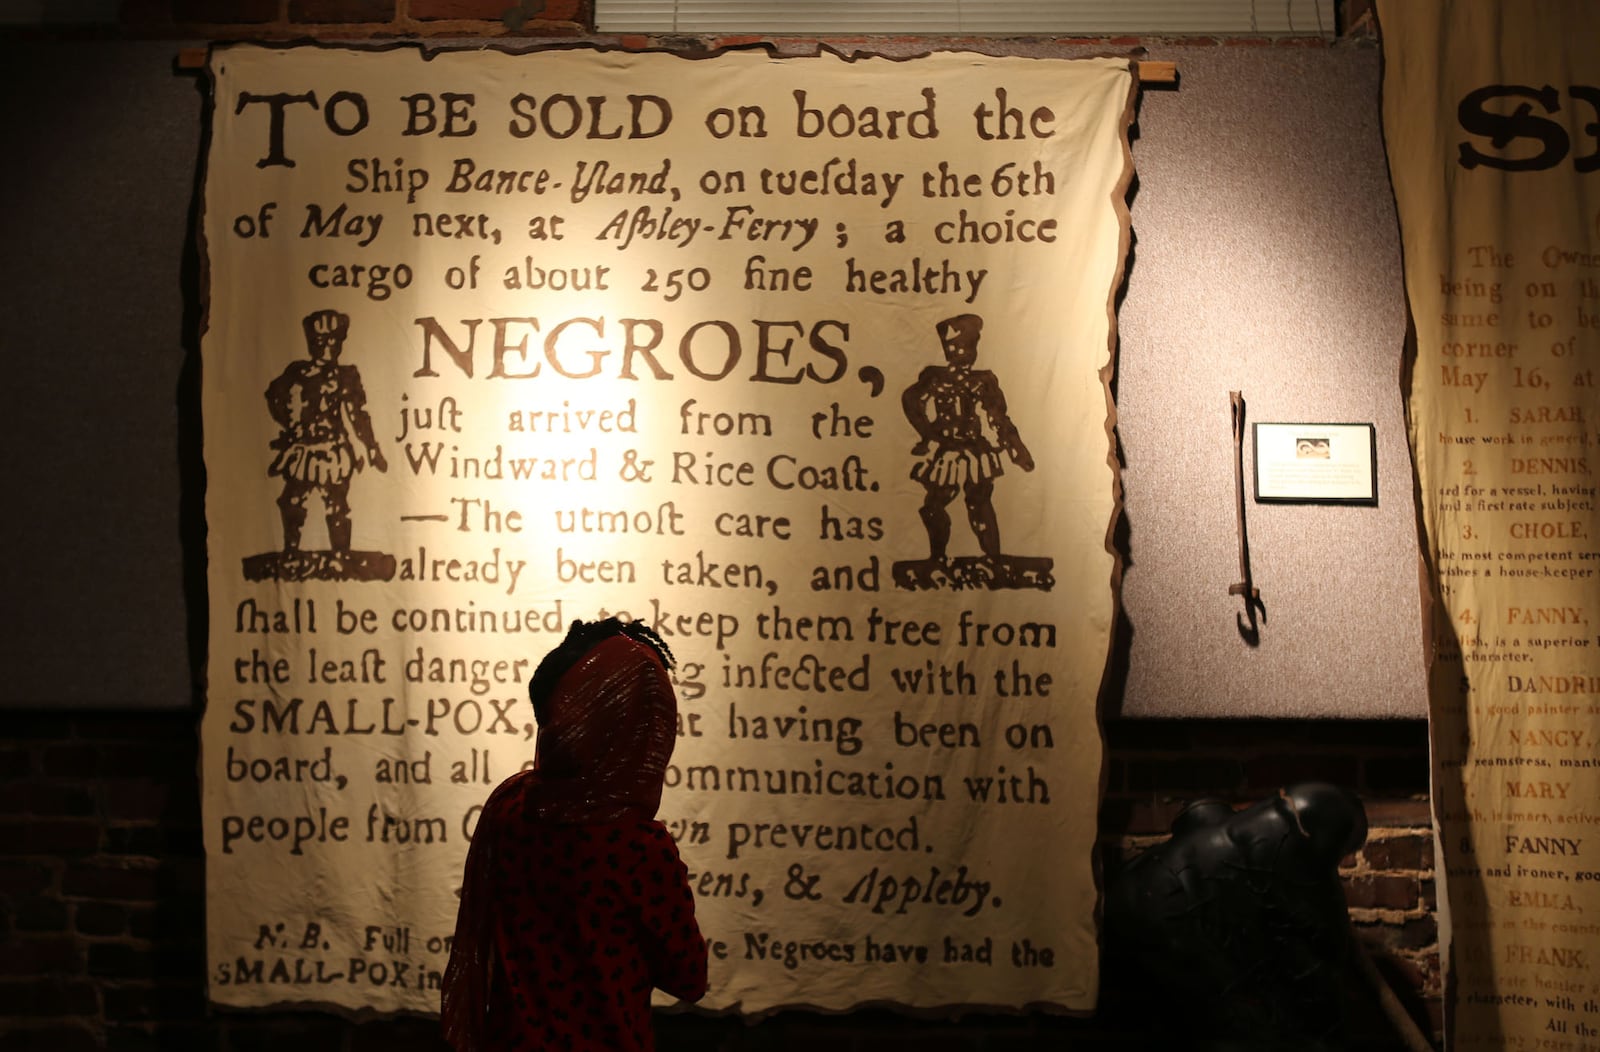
[528,617,676,724]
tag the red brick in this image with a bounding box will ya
[0,935,82,976]
[105,745,189,779]
[0,977,98,1016]
[153,942,206,980]
[68,715,192,743]
[347,1010,448,1042]
[88,943,154,979]
[287,0,395,21]
[1356,916,1437,953]
[1342,874,1419,911]
[38,745,98,778]
[1362,798,1432,828]
[233,1018,352,1051]
[541,0,582,19]
[105,827,160,857]
[0,862,55,896]
[126,1020,226,1050]
[99,779,176,822]
[1343,874,1378,908]
[74,902,128,938]
[40,741,125,773]
[1341,0,1376,34]
[0,820,101,854]
[0,1022,100,1051]
[108,824,202,857]
[410,0,514,18]
[12,896,70,933]
[61,862,162,902]
[0,748,33,779]
[1364,833,1433,871]
[102,981,206,1023]
[0,782,27,815]
[165,858,204,897]
[411,0,584,24]
[1397,916,1438,949]
[173,0,279,22]
[129,902,203,944]
[0,781,97,818]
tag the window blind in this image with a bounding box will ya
[595,0,1331,36]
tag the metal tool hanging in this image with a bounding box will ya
[1229,390,1266,643]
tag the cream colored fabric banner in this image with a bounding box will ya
[200,45,1131,1014]
[1379,2,1600,1047]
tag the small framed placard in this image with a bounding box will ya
[1253,422,1377,504]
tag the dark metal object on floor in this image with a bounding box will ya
[1105,783,1369,1047]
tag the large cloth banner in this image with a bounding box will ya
[1379,3,1600,1048]
[200,44,1131,1015]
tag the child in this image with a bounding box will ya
[441,619,708,1051]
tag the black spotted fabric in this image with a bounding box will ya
[485,818,707,1050]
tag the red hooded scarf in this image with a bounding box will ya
[441,633,686,1051]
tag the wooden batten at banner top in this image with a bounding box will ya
[174,46,1178,83]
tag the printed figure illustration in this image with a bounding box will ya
[242,310,396,583]
[893,314,1054,591]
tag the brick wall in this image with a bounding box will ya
[1,712,1438,1049]
[118,0,588,39]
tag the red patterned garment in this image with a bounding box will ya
[443,632,708,1051]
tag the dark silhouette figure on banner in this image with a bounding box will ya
[894,314,1053,591]
[242,310,396,583]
